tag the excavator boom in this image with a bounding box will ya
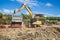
[14,3,34,18]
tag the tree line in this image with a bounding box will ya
[0,12,60,24]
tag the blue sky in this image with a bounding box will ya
[0,0,60,16]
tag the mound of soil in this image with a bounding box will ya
[0,27,60,40]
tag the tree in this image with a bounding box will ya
[5,15,12,24]
[21,13,30,19]
[0,12,3,18]
[21,13,31,25]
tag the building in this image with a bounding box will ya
[35,14,44,17]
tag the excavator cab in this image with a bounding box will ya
[31,16,42,27]
[30,18,37,27]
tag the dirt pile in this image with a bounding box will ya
[0,27,60,40]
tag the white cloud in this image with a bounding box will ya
[32,11,48,14]
[2,9,13,14]
[20,11,47,15]
[0,10,2,12]
[45,3,52,7]
[11,0,39,7]
[57,15,60,17]
[10,0,53,7]
[32,11,55,16]
[25,11,29,14]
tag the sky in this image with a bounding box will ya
[0,0,60,16]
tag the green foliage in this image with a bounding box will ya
[40,17,45,21]
[0,14,12,24]
[0,35,10,40]
[48,20,57,24]
[6,16,11,21]
[21,13,31,19]
[21,13,31,24]
[21,13,28,19]
[0,12,3,18]
[46,17,60,21]
[21,14,60,24]
[40,17,60,21]
[5,15,12,24]
[0,12,60,25]
[39,17,60,24]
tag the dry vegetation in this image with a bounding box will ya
[0,25,60,40]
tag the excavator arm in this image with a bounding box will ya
[25,4,34,18]
[14,3,34,18]
[14,3,25,14]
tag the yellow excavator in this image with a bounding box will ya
[14,3,42,27]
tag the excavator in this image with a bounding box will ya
[14,3,42,27]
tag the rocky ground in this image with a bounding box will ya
[0,25,60,40]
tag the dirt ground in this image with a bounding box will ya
[0,25,60,40]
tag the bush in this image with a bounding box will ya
[0,35,11,40]
[48,20,57,24]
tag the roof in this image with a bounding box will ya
[35,14,44,17]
